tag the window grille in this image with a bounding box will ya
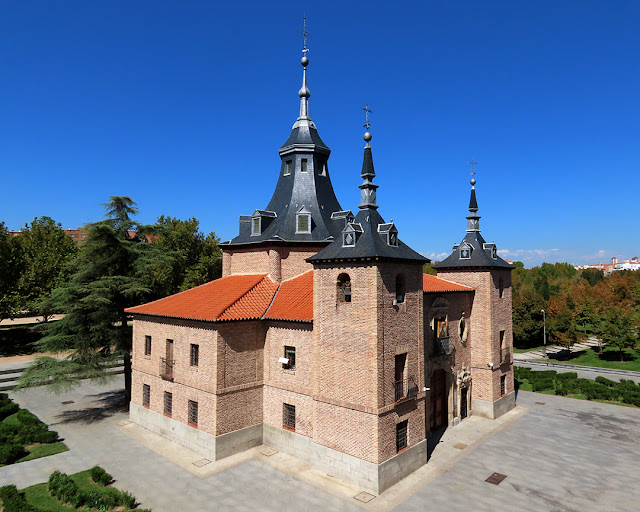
[252,217,260,236]
[164,391,173,417]
[396,420,408,452]
[283,403,296,431]
[283,346,296,371]
[144,335,151,356]
[500,375,506,396]
[142,384,150,407]
[284,160,292,175]
[190,344,199,367]
[297,214,310,233]
[500,331,505,362]
[188,400,198,427]
[301,159,308,172]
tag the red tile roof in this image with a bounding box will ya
[423,274,474,293]
[264,271,313,323]
[125,274,278,322]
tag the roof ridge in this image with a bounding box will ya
[427,274,474,289]
[217,274,272,320]
[262,281,283,320]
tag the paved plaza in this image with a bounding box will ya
[1,375,639,511]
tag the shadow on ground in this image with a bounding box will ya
[427,426,447,459]
[54,390,128,424]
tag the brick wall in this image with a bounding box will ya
[264,386,314,438]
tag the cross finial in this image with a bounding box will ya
[468,159,477,177]
[362,104,373,130]
[301,16,310,54]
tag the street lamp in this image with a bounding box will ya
[541,309,547,358]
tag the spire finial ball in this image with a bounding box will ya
[364,131,372,142]
[301,56,309,67]
[470,178,476,186]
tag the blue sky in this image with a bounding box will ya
[1,1,638,268]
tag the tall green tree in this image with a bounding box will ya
[10,217,77,314]
[0,222,19,321]
[597,307,639,362]
[19,197,165,400]
[150,216,222,296]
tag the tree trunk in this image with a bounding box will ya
[124,351,132,401]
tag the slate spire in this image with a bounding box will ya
[359,105,378,210]
[466,177,481,232]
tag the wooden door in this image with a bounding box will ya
[430,369,448,430]
[461,387,468,419]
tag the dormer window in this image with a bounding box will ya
[342,222,363,247]
[389,232,398,246]
[460,243,472,259]
[378,223,398,247]
[296,206,311,234]
[251,210,276,236]
[483,242,498,259]
[252,217,261,236]
[301,159,308,173]
[344,232,355,247]
[284,160,292,176]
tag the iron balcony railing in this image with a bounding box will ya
[394,377,418,403]
[160,357,174,381]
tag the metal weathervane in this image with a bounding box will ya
[301,16,310,54]
[468,159,478,178]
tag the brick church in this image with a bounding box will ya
[125,50,515,494]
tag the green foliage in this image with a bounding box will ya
[422,261,439,275]
[19,197,169,399]
[10,217,78,315]
[514,367,640,406]
[0,222,19,321]
[89,465,113,486]
[150,216,222,296]
[0,402,20,421]
[0,444,28,465]
[0,484,37,512]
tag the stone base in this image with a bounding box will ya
[263,424,427,495]
[472,391,516,419]
[130,403,262,461]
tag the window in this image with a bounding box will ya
[190,344,199,367]
[142,384,150,407]
[395,274,405,304]
[320,162,327,176]
[188,400,198,427]
[396,420,408,453]
[283,403,295,431]
[500,330,505,362]
[499,277,504,298]
[144,336,151,356]
[284,160,292,176]
[283,346,296,371]
[300,158,308,172]
[500,375,506,396]
[394,353,407,401]
[297,214,310,233]
[337,273,351,303]
[164,391,173,417]
[252,217,260,236]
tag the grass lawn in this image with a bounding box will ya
[552,346,640,371]
[514,345,547,353]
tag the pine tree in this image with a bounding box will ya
[19,197,166,400]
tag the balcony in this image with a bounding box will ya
[501,352,511,364]
[433,337,454,357]
[394,377,418,403]
[160,358,174,381]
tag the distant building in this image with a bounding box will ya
[125,50,515,494]
[575,256,639,273]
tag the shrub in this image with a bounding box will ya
[619,379,639,390]
[595,376,616,387]
[532,378,554,392]
[0,444,27,465]
[119,489,137,509]
[48,470,79,504]
[555,384,567,396]
[556,372,578,381]
[89,465,113,486]
[621,391,640,407]
[0,402,20,421]
[15,409,42,426]
[0,484,37,512]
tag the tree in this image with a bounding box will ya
[423,261,439,275]
[580,268,604,287]
[150,216,222,296]
[596,307,639,362]
[19,197,165,400]
[10,217,78,315]
[0,222,19,321]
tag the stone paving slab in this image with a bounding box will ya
[2,374,639,511]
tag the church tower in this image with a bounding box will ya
[221,45,345,282]
[434,173,515,419]
[308,124,429,493]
